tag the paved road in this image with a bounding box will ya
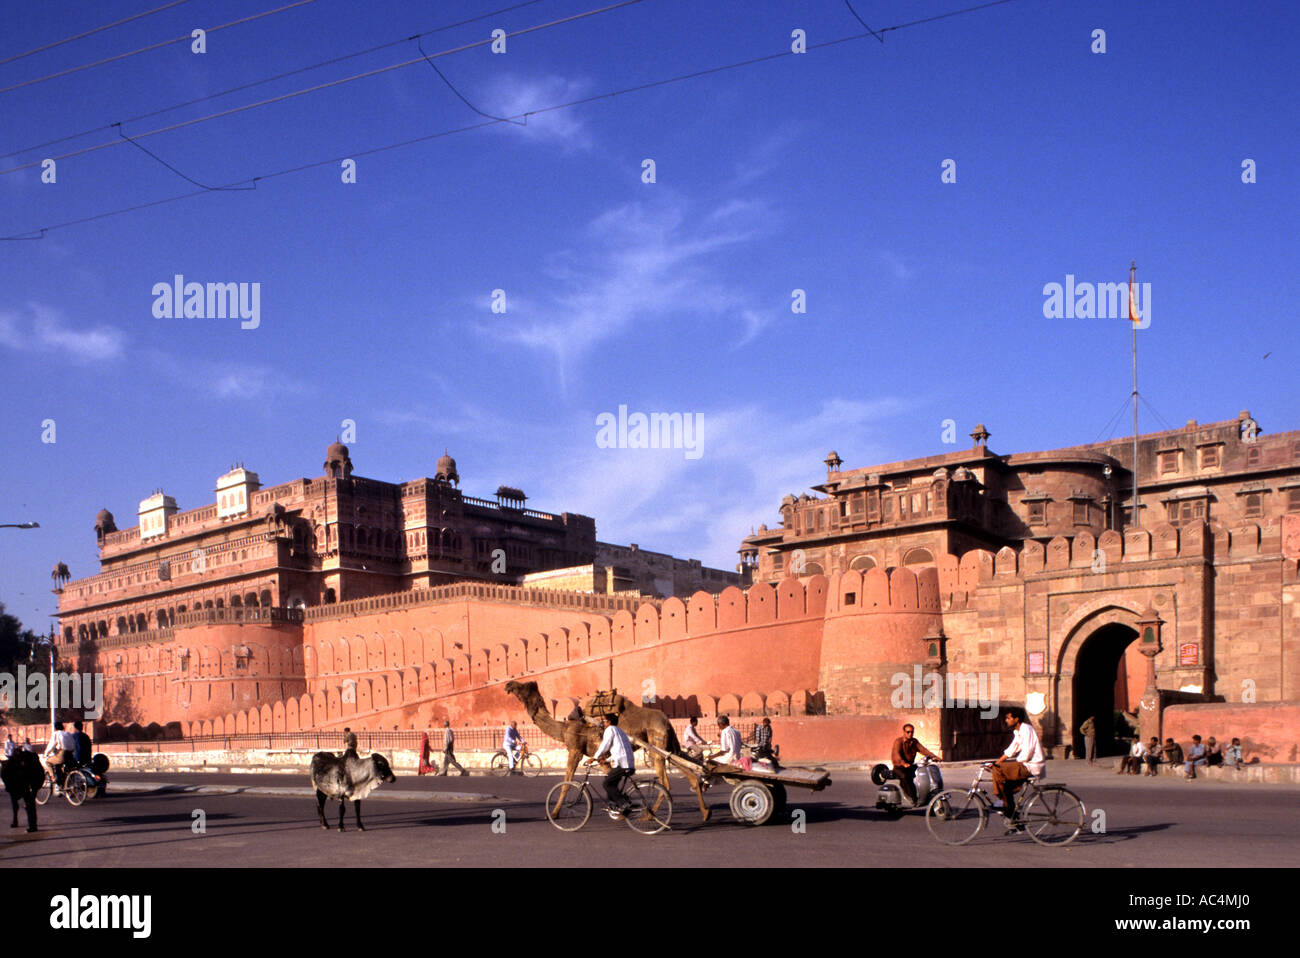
[4,764,1297,867]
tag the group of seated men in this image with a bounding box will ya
[1119,735,1244,777]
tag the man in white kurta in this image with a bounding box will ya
[991,710,1044,816]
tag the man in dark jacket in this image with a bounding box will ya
[71,721,93,768]
[891,723,938,805]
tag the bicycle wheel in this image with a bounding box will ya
[624,780,673,834]
[523,752,544,777]
[488,751,511,776]
[925,789,987,845]
[35,772,53,806]
[545,781,591,831]
[1021,786,1085,846]
[65,770,89,807]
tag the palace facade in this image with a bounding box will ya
[54,442,743,645]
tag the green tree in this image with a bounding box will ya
[0,600,62,726]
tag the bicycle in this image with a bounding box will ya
[925,762,1085,846]
[35,763,95,807]
[489,742,543,776]
[544,763,673,835]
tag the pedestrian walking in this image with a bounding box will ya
[439,719,467,776]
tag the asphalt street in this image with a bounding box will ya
[3,763,1296,868]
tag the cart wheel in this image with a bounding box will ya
[729,782,775,826]
[489,751,510,776]
[35,772,53,806]
[65,770,89,807]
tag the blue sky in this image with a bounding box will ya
[1,0,1296,630]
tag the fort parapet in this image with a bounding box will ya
[62,515,1300,763]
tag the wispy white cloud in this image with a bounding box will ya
[473,192,774,385]
[729,122,804,189]
[0,302,125,362]
[880,250,914,282]
[509,396,910,569]
[143,348,314,401]
[478,73,594,150]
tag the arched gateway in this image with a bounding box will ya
[1057,605,1144,759]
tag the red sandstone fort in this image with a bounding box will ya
[45,412,1300,762]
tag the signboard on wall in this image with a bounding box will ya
[1179,643,1199,667]
[1027,651,1046,674]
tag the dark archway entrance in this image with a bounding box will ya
[1072,623,1139,758]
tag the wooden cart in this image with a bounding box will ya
[636,737,832,826]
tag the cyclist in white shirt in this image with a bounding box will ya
[588,713,636,813]
[990,710,1044,820]
[44,722,72,791]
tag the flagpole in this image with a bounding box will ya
[1130,260,1139,529]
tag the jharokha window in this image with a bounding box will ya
[1073,501,1090,524]
[1167,499,1206,524]
[1028,501,1046,525]
[1159,451,1179,475]
[1200,446,1220,469]
[1243,493,1263,519]
[1288,488,1300,512]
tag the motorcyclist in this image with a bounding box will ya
[891,723,938,805]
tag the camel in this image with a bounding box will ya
[504,680,711,822]
[504,680,608,778]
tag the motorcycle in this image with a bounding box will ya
[871,756,942,817]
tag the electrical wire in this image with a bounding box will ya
[843,1,884,43]
[0,0,549,162]
[2,0,1021,240]
[0,0,197,67]
[0,0,644,177]
[0,0,321,97]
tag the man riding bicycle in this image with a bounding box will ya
[990,709,1045,828]
[43,722,73,792]
[503,721,526,775]
[588,712,635,815]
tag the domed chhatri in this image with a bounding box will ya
[94,508,115,529]
[324,440,353,479]
[435,449,459,486]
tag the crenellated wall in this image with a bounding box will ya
[56,517,1300,762]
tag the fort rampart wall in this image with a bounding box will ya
[59,519,1300,762]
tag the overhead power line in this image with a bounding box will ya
[2,0,1020,240]
[0,0,321,97]
[0,0,644,177]
[0,0,548,162]
[843,1,884,43]
[0,0,198,67]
